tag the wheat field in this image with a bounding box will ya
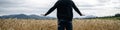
[0,19,120,30]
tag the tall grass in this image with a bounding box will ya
[0,19,120,30]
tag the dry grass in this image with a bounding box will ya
[0,19,120,30]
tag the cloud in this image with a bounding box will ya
[0,0,120,17]
[97,0,111,3]
[77,4,95,7]
[0,0,52,15]
[114,7,120,9]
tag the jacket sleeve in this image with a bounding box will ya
[45,1,59,16]
[72,1,82,16]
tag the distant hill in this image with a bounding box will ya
[0,14,55,19]
[0,14,120,20]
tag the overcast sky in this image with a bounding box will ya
[0,0,120,18]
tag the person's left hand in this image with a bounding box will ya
[41,14,46,16]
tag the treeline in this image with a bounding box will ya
[95,13,120,20]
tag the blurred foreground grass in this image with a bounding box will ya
[0,19,120,30]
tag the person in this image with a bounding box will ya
[41,0,83,30]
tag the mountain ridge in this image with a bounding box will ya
[0,14,55,19]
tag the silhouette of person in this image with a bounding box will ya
[42,0,83,30]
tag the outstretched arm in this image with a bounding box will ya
[72,1,82,16]
[44,2,59,16]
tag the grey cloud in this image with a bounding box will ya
[75,2,96,7]
[0,0,48,15]
[114,7,120,9]
[97,0,111,3]
[0,0,25,8]
[0,0,120,17]
[78,5,95,7]
[112,0,120,4]
[0,0,25,3]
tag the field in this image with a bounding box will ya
[0,19,120,30]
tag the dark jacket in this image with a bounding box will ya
[45,0,82,20]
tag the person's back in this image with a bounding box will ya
[57,0,73,20]
[42,0,83,30]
